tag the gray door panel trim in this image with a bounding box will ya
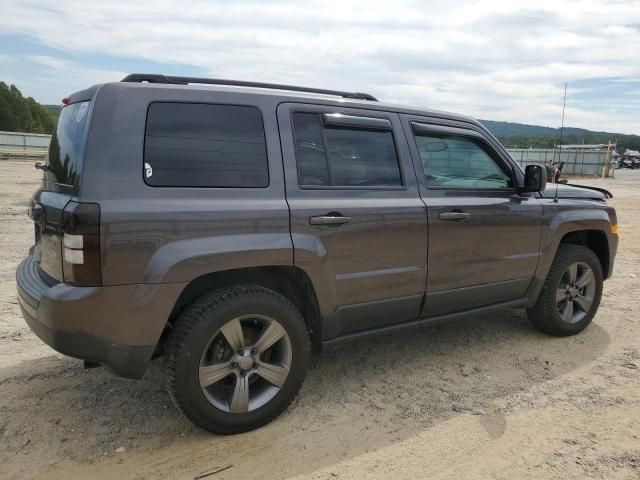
[322,294,424,339]
[323,297,529,347]
[423,277,532,316]
[335,265,425,281]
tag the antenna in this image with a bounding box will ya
[553,82,567,203]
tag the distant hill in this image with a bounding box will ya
[480,120,640,152]
[481,120,561,137]
[3,81,638,152]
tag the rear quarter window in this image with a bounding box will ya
[144,103,269,188]
[47,101,90,187]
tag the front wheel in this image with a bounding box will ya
[166,285,311,434]
[527,244,603,336]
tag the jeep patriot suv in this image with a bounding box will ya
[16,74,618,433]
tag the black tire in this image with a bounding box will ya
[166,285,311,434]
[527,244,603,336]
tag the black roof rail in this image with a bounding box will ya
[121,74,378,101]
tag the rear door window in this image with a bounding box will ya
[144,103,268,188]
[292,112,402,187]
[47,101,90,188]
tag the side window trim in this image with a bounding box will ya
[290,110,333,187]
[411,122,517,191]
[317,118,335,185]
[412,122,486,139]
[291,110,405,190]
[322,113,392,131]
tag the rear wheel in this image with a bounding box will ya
[527,244,603,336]
[166,285,311,434]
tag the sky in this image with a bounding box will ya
[1,0,639,134]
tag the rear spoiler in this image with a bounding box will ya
[567,184,613,199]
[66,84,102,105]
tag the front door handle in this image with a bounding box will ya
[309,214,352,226]
[438,211,471,221]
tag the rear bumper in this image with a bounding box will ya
[21,306,153,379]
[16,255,183,379]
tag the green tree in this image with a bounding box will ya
[0,82,55,134]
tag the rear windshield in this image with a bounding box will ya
[47,101,90,187]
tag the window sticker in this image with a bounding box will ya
[76,102,88,123]
[145,162,153,178]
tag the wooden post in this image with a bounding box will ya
[602,142,612,178]
[611,142,616,179]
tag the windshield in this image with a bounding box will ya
[46,101,90,187]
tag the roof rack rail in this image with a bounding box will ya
[121,74,378,101]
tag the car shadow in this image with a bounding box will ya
[0,308,610,479]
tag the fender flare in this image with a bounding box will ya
[527,208,612,306]
[141,233,293,284]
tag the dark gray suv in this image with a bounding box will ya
[16,74,618,433]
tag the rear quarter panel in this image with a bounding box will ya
[80,83,293,287]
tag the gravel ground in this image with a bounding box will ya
[0,161,638,480]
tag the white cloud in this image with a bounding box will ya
[1,0,639,133]
[4,55,126,104]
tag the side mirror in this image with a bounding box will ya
[523,164,547,192]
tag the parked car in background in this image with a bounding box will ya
[620,149,640,169]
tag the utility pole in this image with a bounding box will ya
[557,83,567,167]
[603,141,614,179]
[559,83,567,148]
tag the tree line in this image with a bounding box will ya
[0,82,56,134]
[497,133,640,153]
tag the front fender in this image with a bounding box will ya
[544,207,611,254]
[527,203,614,306]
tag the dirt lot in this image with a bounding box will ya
[0,161,638,480]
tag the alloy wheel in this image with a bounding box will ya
[198,314,292,413]
[556,261,596,324]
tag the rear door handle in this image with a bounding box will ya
[309,214,352,226]
[438,211,471,221]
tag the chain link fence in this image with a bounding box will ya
[0,131,51,161]
[506,148,612,177]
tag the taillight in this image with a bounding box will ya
[62,201,101,286]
